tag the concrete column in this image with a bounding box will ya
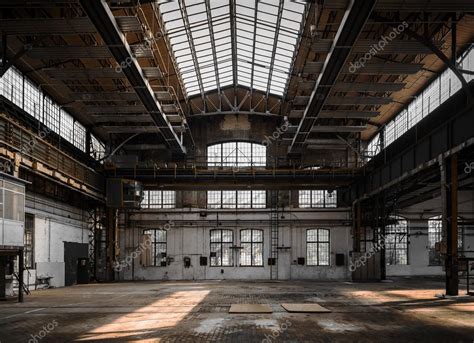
[0,256,6,300]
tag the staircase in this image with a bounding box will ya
[154,87,187,138]
[12,268,31,296]
[270,190,279,280]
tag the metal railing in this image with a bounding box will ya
[0,113,104,196]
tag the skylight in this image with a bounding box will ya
[158,0,307,98]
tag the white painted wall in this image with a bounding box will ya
[117,208,352,281]
[116,189,474,281]
[386,190,474,277]
[24,193,88,288]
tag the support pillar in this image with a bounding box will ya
[106,208,117,281]
[0,256,6,300]
[441,154,459,295]
[379,196,387,280]
[18,249,24,303]
[353,202,361,252]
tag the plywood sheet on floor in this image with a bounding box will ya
[229,304,272,313]
[281,303,331,313]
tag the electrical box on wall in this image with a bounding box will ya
[336,254,345,266]
[200,256,208,266]
[106,178,143,208]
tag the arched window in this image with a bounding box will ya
[306,229,330,266]
[240,229,263,266]
[428,215,463,266]
[210,229,234,267]
[207,142,266,167]
[385,216,408,265]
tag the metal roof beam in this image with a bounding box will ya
[80,0,186,154]
[0,18,95,35]
[333,82,405,92]
[289,0,377,154]
[311,126,367,133]
[325,96,392,105]
[318,110,379,118]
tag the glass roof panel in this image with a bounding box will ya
[158,0,307,97]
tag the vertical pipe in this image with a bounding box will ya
[19,249,24,303]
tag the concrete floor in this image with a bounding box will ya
[0,278,473,342]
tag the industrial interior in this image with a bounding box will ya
[0,0,474,341]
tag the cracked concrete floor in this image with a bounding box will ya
[0,277,473,342]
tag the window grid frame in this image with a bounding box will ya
[384,216,408,266]
[299,190,337,208]
[0,65,105,156]
[207,190,266,209]
[210,229,234,267]
[141,190,176,209]
[240,228,264,267]
[207,142,266,168]
[24,213,34,269]
[306,228,330,266]
[143,229,167,267]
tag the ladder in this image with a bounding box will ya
[12,270,31,296]
[270,190,279,280]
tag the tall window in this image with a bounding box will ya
[210,229,234,266]
[0,65,104,156]
[428,215,463,266]
[73,121,86,151]
[90,135,106,160]
[299,190,337,208]
[144,229,167,267]
[24,214,34,269]
[240,229,263,266]
[207,190,266,209]
[385,216,408,265]
[207,142,266,167]
[24,78,41,120]
[141,190,176,209]
[365,46,474,159]
[60,109,74,143]
[44,96,60,134]
[307,229,330,266]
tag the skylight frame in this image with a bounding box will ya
[158,0,307,98]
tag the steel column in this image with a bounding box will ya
[444,154,459,295]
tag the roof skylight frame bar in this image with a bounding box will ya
[177,0,206,97]
[264,0,285,98]
[281,1,310,100]
[248,0,260,92]
[235,9,301,38]
[230,0,238,93]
